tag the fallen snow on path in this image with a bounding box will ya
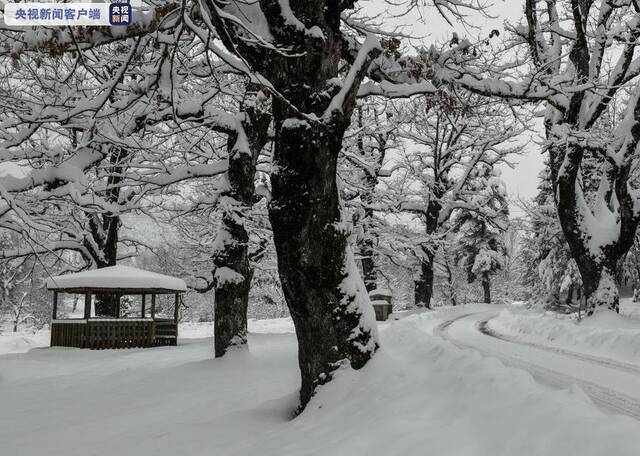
[3,309,640,455]
[488,301,640,365]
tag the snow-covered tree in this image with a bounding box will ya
[340,100,398,292]
[519,165,583,309]
[436,0,640,314]
[197,0,459,408]
[381,87,521,308]
[1,0,491,409]
[451,164,509,303]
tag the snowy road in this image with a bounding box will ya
[435,311,640,420]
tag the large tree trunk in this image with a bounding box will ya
[579,262,619,315]
[554,144,627,315]
[269,104,378,409]
[204,0,380,410]
[482,272,491,304]
[213,102,270,358]
[213,211,252,357]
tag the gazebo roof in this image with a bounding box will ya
[46,265,187,294]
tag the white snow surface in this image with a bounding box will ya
[488,300,640,364]
[0,329,49,355]
[46,265,187,291]
[2,310,640,455]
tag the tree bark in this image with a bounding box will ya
[86,147,125,318]
[360,237,377,293]
[414,189,443,309]
[92,222,119,317]
[565,284,574,305]
[482,272,491,304]
[445,256,457,306]
[414,254,434,308]
[213,103,270,358]
[581,264,619,315]
[213,212,252,357]
[205,0,379,410]
[269,101,378,409]
[554,144,626,315]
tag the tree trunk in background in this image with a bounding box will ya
[414,254,434,308]
[92,215,120,317]
[414,193,443,309]
[482,273,491,304]
[213,103,270,358]
[356,107,389,294]
[565,285,574,305]
[445,256,457,306]
[269,100,378,409]
[213,211,252,357]
[361,236,377,293]
[87,147,125,318]
[94,294,119,318]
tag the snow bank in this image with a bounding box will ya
[488,306,640,364]
[0,329,49,355]
[283,314,640,456]
[621,297,640,320]
[178,318,295,339]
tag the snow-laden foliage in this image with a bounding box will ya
[433,0,640,313]
[450,164,509,303]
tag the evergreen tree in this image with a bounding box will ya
[452,165,509,304]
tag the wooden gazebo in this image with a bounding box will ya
[47,266,186,349]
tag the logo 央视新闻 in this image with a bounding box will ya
[109,3,132,26]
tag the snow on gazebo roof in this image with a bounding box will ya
[46,266,187,293]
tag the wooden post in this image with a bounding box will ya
[52,291,59,320]
[84,293,91,319]
[151,294,156,320]
[115,294,121,319]
[174,293,180,345]
[141,294,146,318]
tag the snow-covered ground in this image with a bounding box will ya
[487,299,640,365]
[0,329,50,356]
[0,318,296,355]
[3,308,640,455]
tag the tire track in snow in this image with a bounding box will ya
[435,313,640,421]
[478,319,640,376]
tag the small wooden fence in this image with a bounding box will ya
[51,319,178,349]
